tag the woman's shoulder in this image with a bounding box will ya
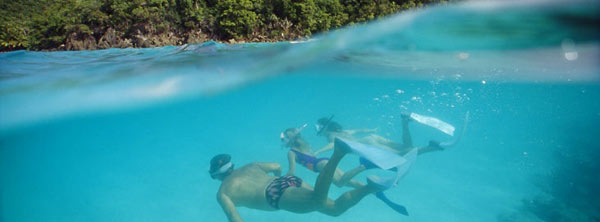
[333,131,353,138]
[291,147,313,155]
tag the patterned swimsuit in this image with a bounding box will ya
[265,176,303,209]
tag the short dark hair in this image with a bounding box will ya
[317,117,330,125]
[318,117,342,133]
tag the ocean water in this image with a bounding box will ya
[1,1,600,222]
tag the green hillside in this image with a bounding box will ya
[1,0,446,51]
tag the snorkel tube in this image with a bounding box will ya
[280,123,308,146]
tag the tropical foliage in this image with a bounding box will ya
[1,0,447,51]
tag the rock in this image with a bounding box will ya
[117,38,132,48]
[65,32,97,50]
[97,40,110,49]
[82,35,97,50]
[98,28,125,49]
[185,30,207,44]
[134,35,151,48]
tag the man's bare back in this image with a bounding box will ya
[218,163,283,211]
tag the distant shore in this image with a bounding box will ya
[1,0,448,52]
[32,27,305,52]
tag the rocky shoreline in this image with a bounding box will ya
[3,0,442,52]
[48,28,298,51]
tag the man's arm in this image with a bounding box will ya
[217,192,243,222]
[254,162,282,177]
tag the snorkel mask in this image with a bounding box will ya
[210,161,233,179]
[315,115,335,136]
[314,124,323,133]
[280,123,308,145]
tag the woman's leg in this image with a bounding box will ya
[416,140,443,155]
[336,165,366,188]
[316,161,366,189]
[401,114,413,148]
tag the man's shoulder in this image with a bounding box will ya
[219,165,258,191]
[247,162,278,167]
[242,162,277,171]
[224,164,259,181]
[236,163,260,171]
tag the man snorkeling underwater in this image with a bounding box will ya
[209,138,389,222]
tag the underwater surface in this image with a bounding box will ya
[1,1,600,221]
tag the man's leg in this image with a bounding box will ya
[318,183,381,216]
[312,139,349,205]
[278,140,354,213]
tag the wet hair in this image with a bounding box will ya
[283,128,306,148]
[317,117,329,125]
[209,154,233,176]
[284,128,299,135]
[317,117,342,133]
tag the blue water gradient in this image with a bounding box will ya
[1,1,600,222]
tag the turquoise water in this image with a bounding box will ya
[2,1,600,222]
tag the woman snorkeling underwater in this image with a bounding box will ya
[313,114,443,156]
[313,114,450,184]
[280,124,365,188]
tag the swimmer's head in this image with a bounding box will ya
[280,124,308,146]
[316,116,342,136]
[209,154,234,180]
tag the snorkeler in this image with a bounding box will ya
[314,114,442,157]
[308,113,463,216]
[209,139,389,222]
[312,114,446,187]
[280,124,364,188]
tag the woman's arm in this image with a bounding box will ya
[286,151,296,176]
[313,142,334,156]
[345,128,378,136]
